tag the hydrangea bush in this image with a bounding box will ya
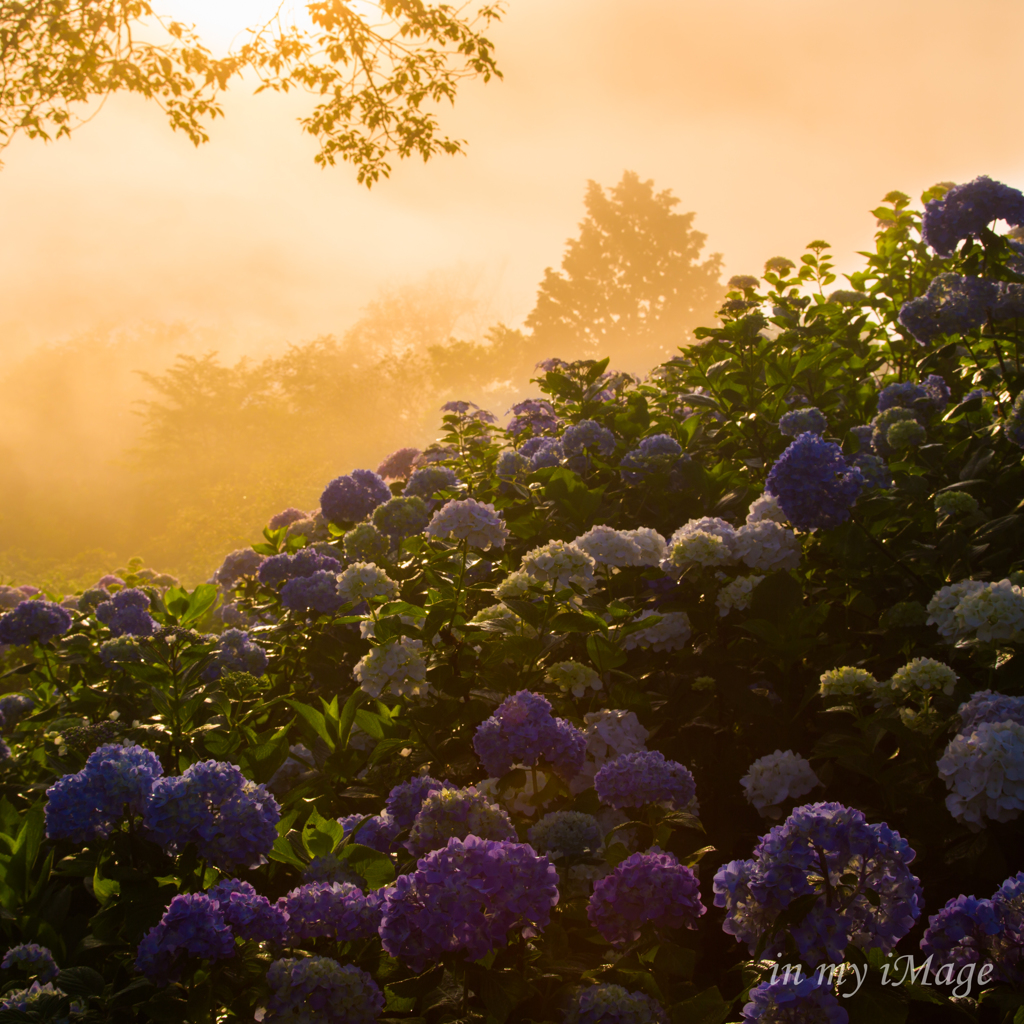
[0,178,1023,1021]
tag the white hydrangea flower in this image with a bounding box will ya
[716,575,765,616]
[937,721,1024,829]
[573,526,668,568]
[740,749,820,817]
[732,520,801,572]
[670,530,736,569]
[545,660,602,698]
[477,769,556,817]
[622,611,691,652]
[926,580,987,639]
[898,705,943,733]
[336,562,399,605]
[819,666,878,698]
[520,540,596,591]
[934,490,979,517]
[469,603,536,637]
[746,493,787,525]
[888,657,958,697]
[353,638,429,699]
[626,527,668,566]
[570,708,649,795]
[494,569,533,602]
[425,498,509,550]
[670,516,738,547]
[954,579,1024,642]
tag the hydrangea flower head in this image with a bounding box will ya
[733,520,801,572]
[45,743,164,841]
[144,759,280,868]
[1,944,58,983]
[372,496,430,543]
[526,438,564,470]
[886,419,926,450]
[920,893,1001,973]
[339,812,401,853]
[258,549,341,587]
[268,507,308,531]
[922,176,1024,257]
[779,407,827,436]
[520,540,596,590]
[279,882,384,943]
[765,433,863,530]
[386,775,451,829]
[281,570,346,614]
[958,690,1024,731]
[746,493,787,525]
[741,750,820,817]
[406,786,516,857]
[353,638,429,699]
[574,526,667,568]
[0,601,73,645]
[135,893,235,985]
[426,498,509,549]
[336,562,399,605]
[619,434,686,484]
[377,447,421,481]
[507,399,559,437]
[473,690,586,779]
[716,575,764,616]
[588,850,705,945]
[404,465,460,500]
[935,490,979,517]
[528,811,603,859]
[621,611,691,652]
[379,835,559,972]
[898,273,998,343]
[207,879,287,943]
[937,721,1024,828]
[95,588,157,638]
[545,661,602,698]
[205,629,268,679]
[99,636,145,667]
[265,957,384,1024]
[926,579,988,639]
[566,985,667,1024]
[321,470,392,525]
[343,523,390,564]
[741,977,848,1024]
[887,658,957,698]
[563,419,616,461]
[594,750,696,811]
[214,548,265,587]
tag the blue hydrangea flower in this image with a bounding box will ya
[496,450,530,490]
[0,693,34,728]
[527,438,564,470]
[214,548,265,587]
[563,420,616,459]
[372,496,430,542]
[0,981,79,1015]
[135,893,235,985]
[95,588,156,637]
[377,447,421,481]
[741,977,848,1024]
[203,628,268,679]
[0,601,73,645]
[959,690,1024,731]
[265,957,384,1024]
[851,453,892,491]
[339,812,401,853]
[379,835,559,972]
[849,424,874,452]
[144,760,280,869]
[258,549,341,587]
[898,273,998,343]
[279,882,384,944]
[281,571,346,614]
[78,587,111,613]
[385,776,450,829]
[594,751,697,811]
[713,802,922,965]
[765,433,863,530]
[403,466,460,500]
[779,407,827,437]
[473,691,586,780]
[528,811,603,859]
[922,176,1024,257]
[877,381,929,413]
[566,984,667,1024]
[45,743,164,841]
[619,434,688,484]
[207,879,287,943]
[587,850,705,946]
[507,399,560,438]
[268,508,308,531]
[1,944,58,983]
[321,470,392,525]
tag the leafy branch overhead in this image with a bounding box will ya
[0,0,504,183]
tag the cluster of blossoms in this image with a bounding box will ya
[958,690,1024,731]
[376,446,420,481]
[741,977,848,1024]
[208,879,287,943]
[927,578,1024,643]
[619,434,690,485]
[386,774,450,828]
[713,802,922,964]
[282,571,346,614]
[594,750,697,812]
[520,436,564,470]
[403,465,460,500]
[819,666,878,699]
[372,495,430,542]
[716,575,764,616]
[258,548,340,588]
[353,638,429,699]
[779,406,827,436]
[279,881,383,943]
[574,526,667,568]
[136,892,236,984]
[0,981,80,1016]
[339,812,401,853]
[265,958,384,1024]
[205,628,268,679]
[379,835,559,972]
[934,489,980,518]
[566,985,667,1024]
[740,750,821,817]
[621,611,692,652]
[587,850,705,945]
[95,588,157,637]
[473,691,586,779]
[668,516,800,574]
[920,871,1024,987]
[507,398,559,437]
[405,786,516,857]
[921,175,1024,257]
[0,600,73,645]
[518,539,597,591]
[336,562,399,605]
[1,944,58,983]
[267,507,308,531]
[746,493,787,525]
[425,498,509,549]
[528,810,603,859]
[545,660,602,698]
[937,719,1024,828]
[214,548,265,587]
[900,271,1024,343]
[818,657,957,711]
[571,709,650,793]
[764,433,864,530]
[343,523,391,564]
[321,469,392,525]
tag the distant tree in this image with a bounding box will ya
[525,171,724,368]
[0,0,504,184]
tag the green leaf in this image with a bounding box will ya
[54,966,106,997]
[587,633,627,671]
[549,610,605,634]
[302,807,345,857]
[269,835,306,870]
[339,843,396,889]
[288,700,335,752]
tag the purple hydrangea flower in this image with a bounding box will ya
[779,407,827,437]
[0,601,72,645]
[95,588,156,637]
[135,893,235,985]
[473,691,586,780]
[214,549,265,588]
[144,760,280,869]
[0,693,34,729]
[497,450,530,489]
[619,435,686,484]
[507,399,560,438]
[268,507,309,531]
[203,628,268,679]
[339,812,401,853]
[281,570,346,614]
[898,273,998,343]
[958,690,1024,731]
[527,438,564,470]
[258,549,342,587]
[877,382,930,413]
[563,420,616,459]
[380,835,559,972]
[594,751,697,811]
[567,984,667,1024]
[207,879,287,943]
[377,447,421,481]
[852,454,892,491]
[587,850,705,946]
[45,743,163,841]
[765,433,863,530]
[403,465,461,500]
[279,882,384,944]
[922,176,1024,257]
[741,977,848,1024]
[406,786,516,858]
[321,470,392,526]
[713,802,922,965]
[386,776,450,829]
[1,944,58,983]
[265,958,384,1024]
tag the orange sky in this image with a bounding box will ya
[1,0,1021,354]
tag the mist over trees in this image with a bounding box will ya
[0,171,721,588]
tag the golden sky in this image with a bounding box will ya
[1,0,1021,352]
